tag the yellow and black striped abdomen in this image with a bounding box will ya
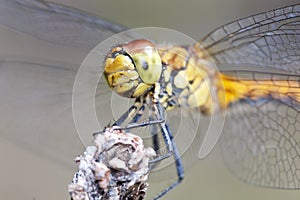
[217,73,300,110]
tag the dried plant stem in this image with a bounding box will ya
[69,126,156,200]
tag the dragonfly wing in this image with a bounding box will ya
[198,4,300,73]
[0,59,84,168]
[219,71,300,189]
[221,100,300,189]
[0,0,131,168]
[0,0,127,49]
[198,4,300,189]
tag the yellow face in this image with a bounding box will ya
[104,39,162,98]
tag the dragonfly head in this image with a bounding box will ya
[104,39,162,98]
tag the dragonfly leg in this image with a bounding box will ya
[149,151,173,164]
[112,100,184,198]
[153,103,184,200]
[115,119,165,130]
[113,97,145,126]
[112,95,166,156]
[149,115,160,153]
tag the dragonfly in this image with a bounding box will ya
[99,4,300,198]
[1,0,300,199]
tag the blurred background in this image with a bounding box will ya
[0,0,300,199]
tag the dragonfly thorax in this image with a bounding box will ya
[104,39,162,98]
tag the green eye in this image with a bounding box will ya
[133,48,162,84]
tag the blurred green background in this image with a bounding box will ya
[1,0,300,200]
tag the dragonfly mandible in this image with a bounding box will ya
[1,0,300,199]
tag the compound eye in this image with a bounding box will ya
[123,39,162,84]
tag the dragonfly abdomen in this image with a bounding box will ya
[217,74,300,109]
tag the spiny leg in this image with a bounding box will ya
[113,97,144,126]
[111,95,165,156]
[153,103,184,200]
[130,103,146,123]
[116,119,165,130]
[114,98,172,161]
[148,106,172,163]
[149,115,160,153]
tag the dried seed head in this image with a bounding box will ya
[69,126,156,200]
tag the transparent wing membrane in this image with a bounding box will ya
[218,70,300,189]
[0,59,83,168]
[0,0,127,49]
[198,4,300,73]
[0,0,127,168]
[220,99,300,189]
